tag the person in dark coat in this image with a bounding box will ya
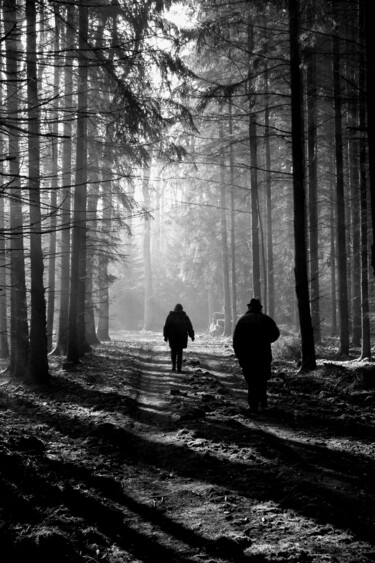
[163,304,195,372]
[233,298,280,412]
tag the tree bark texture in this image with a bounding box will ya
[363,0,375,275]
[85,176,100,346]
[247,21,261,302]
[359,2,371,358]
[0,65,9,359]
[288,0,316,371]
[53,3,74,356]
[332,10,350,357]
[26,0,50,383]
[142,165,154,331]
[229,96,237,330]
[219,123,232,336]
[46,5,60,352]
[67,1,89,363]
[4,0,29,379]
[97,172,112,341]
[306,6,321,343]
[264,64,275,318]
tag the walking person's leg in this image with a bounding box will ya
[177,348,183,372]
[243,365,258,411]
[259,362,271,409]
[252,374,263,411]
[171,348,177,371]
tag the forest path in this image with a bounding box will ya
[99,331,375,562]
[1,331,375,562]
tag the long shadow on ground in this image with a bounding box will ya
[1,340,375,562]
[1,376,375,549]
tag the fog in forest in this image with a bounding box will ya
[0,0,373,382]
[3,3,375,561]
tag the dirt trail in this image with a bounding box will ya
[1,331,375,562]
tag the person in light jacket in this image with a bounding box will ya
[163,304,194,372]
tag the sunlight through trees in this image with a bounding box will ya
[0,0,372,381]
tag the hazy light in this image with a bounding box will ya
[164,2,197,30]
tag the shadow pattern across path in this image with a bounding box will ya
[0,331,375,562]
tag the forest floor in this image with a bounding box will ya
[1,331,375,563]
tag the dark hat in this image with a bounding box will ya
[247,298,262,311]
[174,303,183,311]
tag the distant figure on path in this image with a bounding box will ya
[233,298,280,413]
[163,304,195,372]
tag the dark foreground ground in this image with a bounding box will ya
[1,331,375,563]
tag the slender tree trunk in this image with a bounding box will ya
[96,255,111,341]
[348,108,361,347]
[306,4,321,342]
[229,96,237,331]
[47,184,57,353]
[332,8,350,357]
[264,64,275,318]
[0,59,9,359]
[67,1,89,363]
[359,1,371,359]
[46,5,60,352]
[363,0,375,274]
[330,186,338,336]
[208,289,214,330]
[249,111,261,300]
[85,177,100,346]
[4,0,29,379]
[288,0,316,371]
[247,23,261,301]
[359,127,370,359]
[344,10,361,347]
[97,172,112,341]
[0,192,9,359]
[25,0,50,384]
[53,3,74,356]
[219,123,232,336]
[142,164,153,330]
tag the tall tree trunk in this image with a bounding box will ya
[330,183,338,336]
[264,64,275,317]
[247,22,261,301]
[46,4,60,352]
[359,124,371,359]
[288,0,316,371]
[4,0,29,379]
[219,123,232,336]
[0,59,9,359]
[359,1,371,359]
[332,6,350,357]
[345,9,361,347]
[306,1,321,343]
[142,164,153,331]
[229,96,237,330]
[348,108,361,347]
[0,190,9,359]
[363,0,375,274]
[85,176,101,346]
[25,0,50,384]
[97,171,112,341]
[249,111,261,300]
[53,3,74,356]
[67,1,89,363]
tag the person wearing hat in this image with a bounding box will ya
[163,304,195,372]
[233,298,279,412]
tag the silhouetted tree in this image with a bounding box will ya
[288,0,316,371]
[25,0,50,384]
